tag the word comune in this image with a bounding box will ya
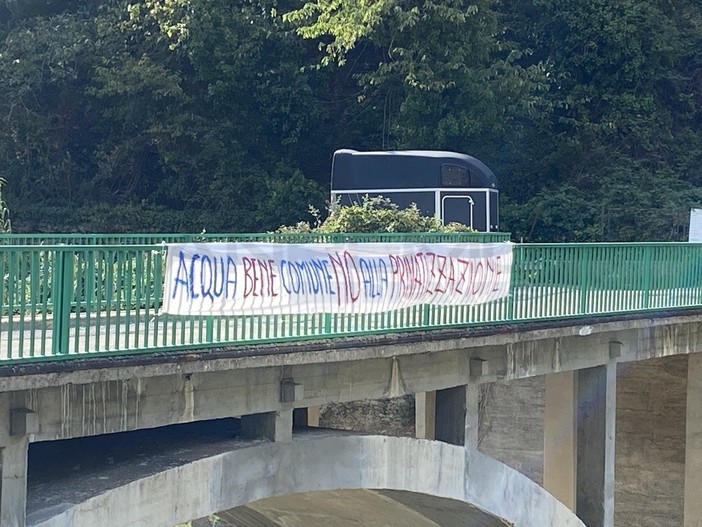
[163,242,513,316]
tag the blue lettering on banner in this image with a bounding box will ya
[358,257,389,298]
[280,258,339,297]
[172,251,238,301]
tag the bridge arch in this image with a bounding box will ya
[33,434,584,527]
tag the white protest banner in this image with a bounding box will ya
[161,242,513,316]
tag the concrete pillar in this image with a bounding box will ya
[415,391,436,440]
[544,371,577,510]
[0,437,29,527]
[576,363,616,527]
[465,383,480,453]
[436,386,466,446]
[241,409,293,442]
[685,353,702,527]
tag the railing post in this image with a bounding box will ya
[205,316,214,343]
[506,244,519,321]
[324,313,332,334]
[51,248,73,356]
[642,245,652,309]
[578,247,589,315]
[422,304,432,327]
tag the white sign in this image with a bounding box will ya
[162,242,513,316]
[690,209,702,242]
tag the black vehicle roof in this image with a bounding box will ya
[331,149,497,190]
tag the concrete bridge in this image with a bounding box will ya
[2,234,702,527]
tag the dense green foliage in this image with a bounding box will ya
[0,0,700,240]
[278,196,476,232]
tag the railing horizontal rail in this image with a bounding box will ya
[0,232,511,245]
[2,237,702,364]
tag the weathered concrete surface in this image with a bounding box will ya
[0,392,29,527]
[31,434,584,527]
[685,353,702,527]
[25,419,257,525]
[615,355,687,527]
[0,436,29,527]
[5,314,702,446]
[4,313,702,393]
[576,363,616,527]
[199,489,511,527]
[543,371,576,510]
[2,313,702,527]
[479,376,545,485]
[415,391,436,439]
[318,396,415,437]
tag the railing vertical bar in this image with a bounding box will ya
[28,251,40,357]
[95,252,104,352]
[84,251,95,354]
[40,251,50,356]
[569,246,577,315]
[125,252,134,349]
[6,250,17,359]
[134,251,144,349]
[17,250,27,357]
[114,251,124,350]
[0,251,5,359]
[641,245,653,309]
[73,253,82,355]
[51,249,73,356]
[104,250,114,351]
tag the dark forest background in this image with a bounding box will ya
[1,0,701,241]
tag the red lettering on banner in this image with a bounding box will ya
[389,255,404,297]
[261,259,271,297]
[268,259,279,297]
[433,254,445,293]
[328,252,346,306]
[242,257,280,299]
[243,257,256,298]
[424,252,436,295]
[472,261,485,296]
[455,259,469,294]
[344,251,361,303]
[493,256,502,292]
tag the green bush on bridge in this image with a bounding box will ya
[277,196,475,234]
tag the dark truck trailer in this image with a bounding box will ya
[330,149,499,232]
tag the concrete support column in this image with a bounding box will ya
[576,363,616,527]
[685,353,702,527]
[415,391,436,440]
[465,383,480,453]
[436,386,466,446]
[544,371,577,510]
[0,436,29,527]
[241,409,293,442]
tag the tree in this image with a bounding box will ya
[284,0,550,153]
[497,0,702,241]
[0,0,330,232]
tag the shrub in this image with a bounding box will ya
[277,196,474,233]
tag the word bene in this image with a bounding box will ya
[163,243,512,315]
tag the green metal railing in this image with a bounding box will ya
[0,231,511,245]
[2,237,702,364]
